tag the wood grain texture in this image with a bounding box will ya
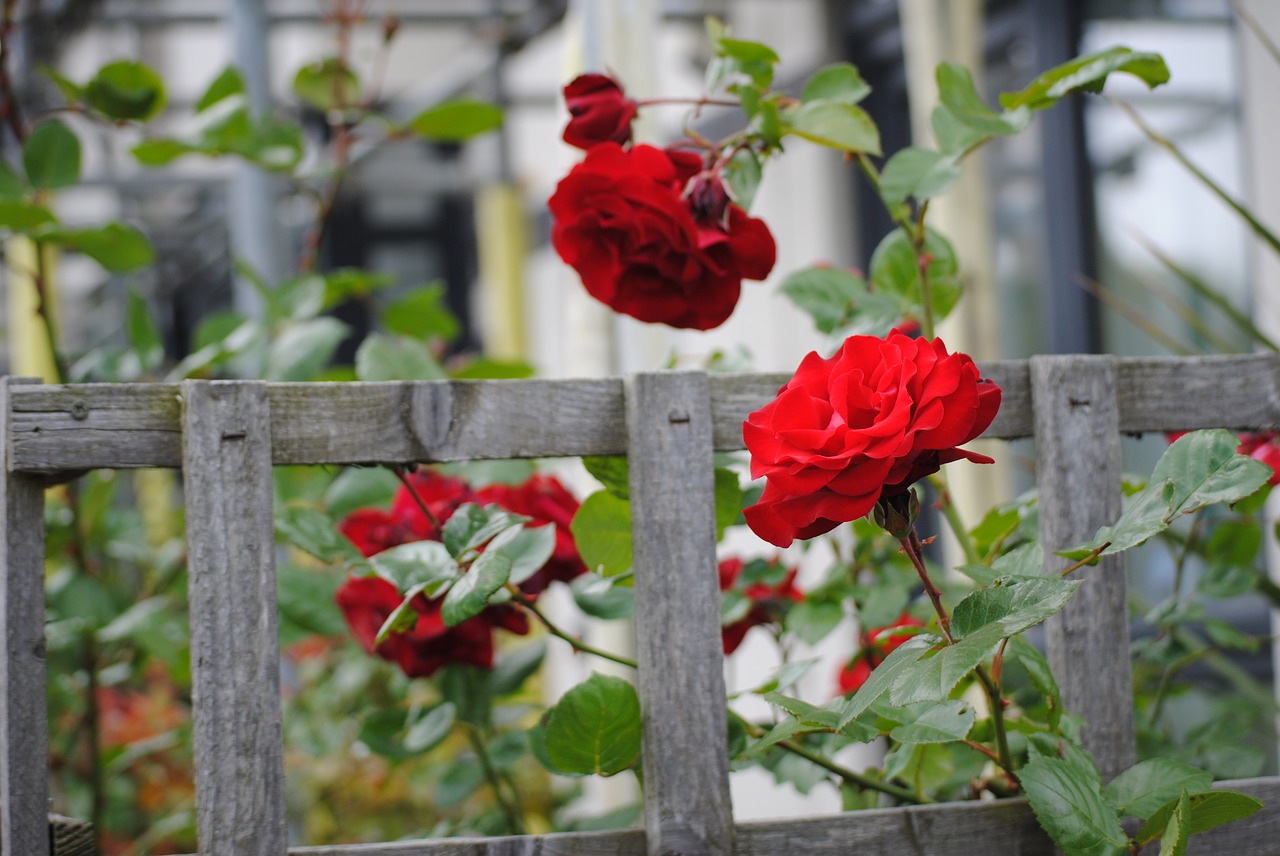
[11,354,1280,472]
[1,377,50,856]
[181,381,287,855]
[625,371,734,856]
[1031,356,1136,781]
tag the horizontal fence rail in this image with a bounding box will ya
[8,354,1280,473]
[5,353,1280,855]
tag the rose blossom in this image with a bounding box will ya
[549,142,776,330]
[718,556,803,654]
[743,331,1002,547]
[562,73,637,149]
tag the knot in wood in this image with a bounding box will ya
[69,400,89,421]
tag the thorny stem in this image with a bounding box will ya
[899,530,953,644]
[726,710,929,804]
[464,725,526,834]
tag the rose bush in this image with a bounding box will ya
[549,142,775,330]
[562,73,637,149]
[743,330,1002,547]
[717,556,803,654]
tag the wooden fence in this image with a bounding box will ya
[5,353,1280,855]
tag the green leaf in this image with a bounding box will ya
[382,283,460,342]
[275,505,359,563]
[0,160,29,199]
[38,64,84,104]
[723,147,763,211]
[448,357,535,380]
[714,467,742,539]
[571,491,633,576]
[784,599,844,646]
[950,576,1081,639]
[408,99,503,141]
[0,200,56,230]
[1158,790,1190,856]
[543,673,643,777]
[1001,46,1170,112]
[777,265,905,337]
[889,700,975,744]
[1197,520,1262,598]
[404,702,456,754]
[126,288,164,371]
[570,572,635,620]
[442,503,527,557]
[1137,789,1263,844]
[1006,635,1061,727]
[784,101,881,155]
[869,227,963,322]
[196,67,246,112]
[358,709,415,762]
[323,467,400,519]
[264,317,349,381]
[354,332,445,381]
[838,633,939,728]
[367,540,458,593]
[438,664,492,726]
[441,550,511,626]
[1103,759,1211,819]
[131,138,199,167]
[1021,745,1130,856]
[85,60,166,121]
[1062,430,1273,559]
[802,62,871,105]
[23,120,81,189]
[488,523,556,586]
[879,146,962,209]
[931,103,989,156]
[293,58,360,111]
[42,222,155,272]
[583,456,630,499]
[936,63,1030,138]
[276,563,347,638]
[490,640,546,696]
[239,119,306,172]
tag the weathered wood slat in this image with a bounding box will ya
[10,354,1280,472]
[0,377,50,856]
[1031,356,1136,780]
[181,381,288,855]
[625,371,735,856]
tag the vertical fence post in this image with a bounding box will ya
[1031,355,1136,780]
[626,371,734,856]
[181,380,287,855]
[1,377,49,856]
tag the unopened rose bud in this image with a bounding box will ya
[687,172,731,224]
[561,73,637,150]
[872,490,920,540]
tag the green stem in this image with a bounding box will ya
[727,710,929,804]
[927,473,980,566]
[506,585,639,669]
[464,725,525,834]
[1058,542,1111,578]
[973,664,1015,776]
[911,200,936,339]
[1146,520,1202,727]
[391,467,444,534]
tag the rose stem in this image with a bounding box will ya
[464,724,526,833]
[391,466,445,533]
[503,584,638,669]
[899,530,953,644]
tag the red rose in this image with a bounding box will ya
[562,73,638,150]
[1234,432,1280,486]
[837,613,926,694]
[549,142,776,330]
[718,556,803,654]
[339,470,477,557]
[477,473,587,594]
[335,575,529,678]
[743,332,1002,547]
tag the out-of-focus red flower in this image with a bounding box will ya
[334,469,586,679]
[719,556,803,654]
[336,575,530,678]
[837,612,927,694]
[477,473,588,594]
[562,73,637,150]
